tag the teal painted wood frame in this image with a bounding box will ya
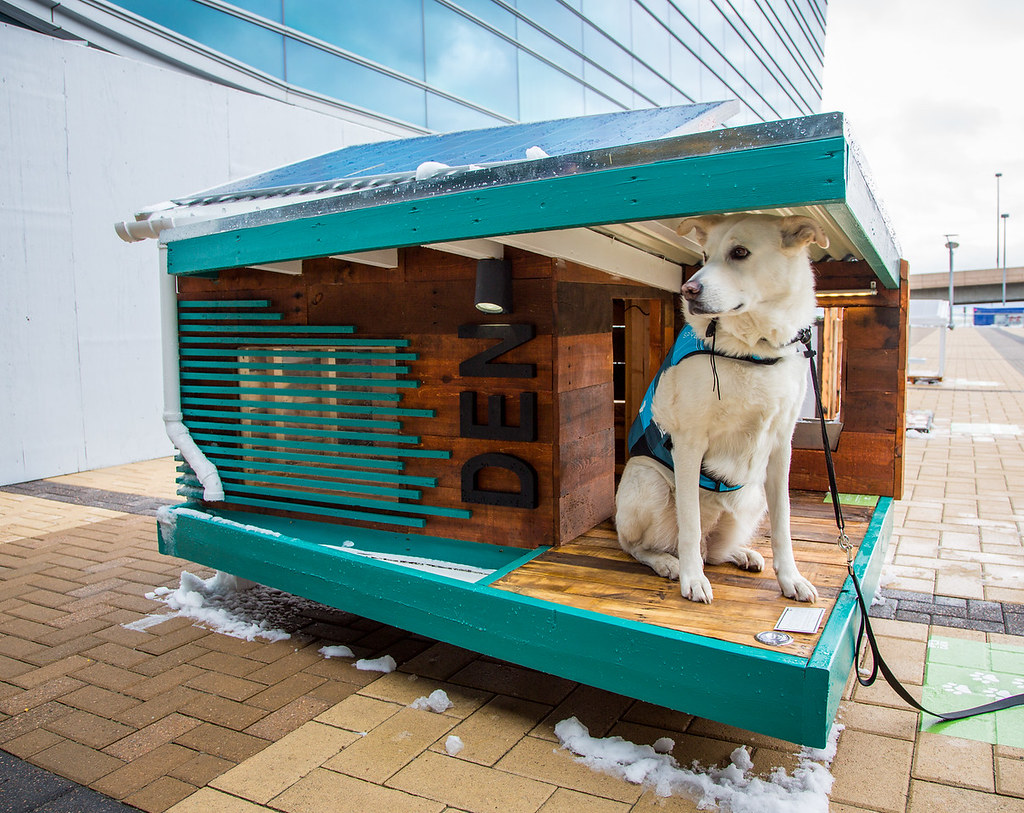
[157,497,893,748]
[163,135,898,289]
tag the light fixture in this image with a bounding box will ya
[474,258,513,314]
[816,280,878,298]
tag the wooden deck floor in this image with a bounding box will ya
[492,491,876,659]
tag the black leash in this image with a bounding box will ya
[800,330,1024,722]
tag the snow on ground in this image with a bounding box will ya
[320,645,355,659]
[355,655,397,673]
[555,717,842,813]
[124,570,297,641]
[445,735,465,756]
[410,689,453,713]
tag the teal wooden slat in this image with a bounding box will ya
[181,360,411,375]
[198,450,435,485]
[178,299,271,308]
[195,446,404,471]
[180,336,410,347]
[179,471,421,500]
[181,407,402,431]
[181,397,433,418]
[166,137,850,278]
[224,496,428,528]
[215,481,470,520]
[179,324,356,334]
[178,312,283,321]
[180,348,417,361]
[190,431,451,459]
[179,372,418,389]
[184,419,419,445]
[180,386,402,401]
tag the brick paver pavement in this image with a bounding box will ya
[2,327,1024,812]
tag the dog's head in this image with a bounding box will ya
[675,215,826,345]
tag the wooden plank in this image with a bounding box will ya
[491,489,867,656]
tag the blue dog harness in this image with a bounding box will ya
[626,322,780,492]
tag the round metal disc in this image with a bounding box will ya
[754,630,794,646]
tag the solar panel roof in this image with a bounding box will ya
[180,101,737,203]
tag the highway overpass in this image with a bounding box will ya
[909,266,1024,305]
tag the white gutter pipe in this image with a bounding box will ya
[158,244,225,502]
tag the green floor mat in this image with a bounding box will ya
[921,635,1024,746]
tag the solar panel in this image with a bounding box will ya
[183,102,736,201]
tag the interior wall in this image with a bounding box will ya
[0,22,419,485]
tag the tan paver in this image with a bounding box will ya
[912,732,995,792]
[386,750,556,813]
[272,767,446,813]
[210,720,358,803]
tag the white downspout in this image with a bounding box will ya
[159,244,225,502]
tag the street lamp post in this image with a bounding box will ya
[996,172,1003,269]
[1003,213,1010,305]
[945,235,959,330]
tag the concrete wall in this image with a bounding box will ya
[1,22,419,485]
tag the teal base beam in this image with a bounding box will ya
[156,499,892,748]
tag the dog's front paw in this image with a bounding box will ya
[778,572,818,603]
[680,574,714,603]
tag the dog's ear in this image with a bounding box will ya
[676,215,726,246]
[780,216,829,251]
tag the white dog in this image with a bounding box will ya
[615,213,827,604]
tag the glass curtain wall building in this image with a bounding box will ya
[104,0,827,131]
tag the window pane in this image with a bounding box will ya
[425,2,518,120]
[284,0,424,80]
[427,93,507,132]
[518,53,584,122]
[285,39,426,126]
[113,0,284,78]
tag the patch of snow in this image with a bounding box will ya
[410,689,453,713]
[445,735,465,756]
[321,543,494,583]
[554,717,841,812]
[653,737,675,754]
[525,145,549,160]
[415,161,450,180]
[320,645,354,659]
[355,655,397,673]
[125,570,324,642]
[122,613,174,631]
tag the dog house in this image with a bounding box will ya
[118,104,907,748]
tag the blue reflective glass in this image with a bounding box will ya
[283,0,425,80]
[581,0,630,49]
[225,0,282,22]
[632,6,670,80]
[582,23,631,89]
[285,39,426,126]
[516,0,582,49]
[426,93,507,132]
[517,52,584,122]
[425,1,518,120]
[452,0,516,35]
[584,88,624,115]
[113,0,284,77]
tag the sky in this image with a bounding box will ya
[820,0,1024,275]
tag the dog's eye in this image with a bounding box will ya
[730,246,750,260]
[701,252,708,267]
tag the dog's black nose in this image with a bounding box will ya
[682,280,702,301]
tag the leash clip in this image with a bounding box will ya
[838,531,853,566]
